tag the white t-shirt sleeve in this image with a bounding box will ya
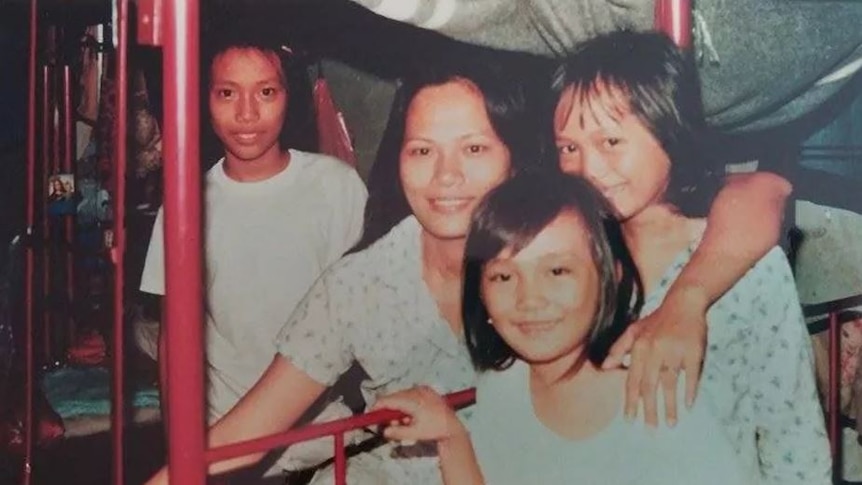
[139,207,165,296]
[275,262,358,387]
[323,164,367,265]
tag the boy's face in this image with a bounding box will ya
[209,47,287,166]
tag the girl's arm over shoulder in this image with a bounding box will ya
[673,171,791,301]
[607,171,792,426]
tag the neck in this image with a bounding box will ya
[223,147,290,182]
[621,203,702,293]
[420,232,466,282]
[622,204,691,258]
[530,347,591,388]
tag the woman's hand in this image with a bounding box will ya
[602,286,708,427]
[371,386,467,444]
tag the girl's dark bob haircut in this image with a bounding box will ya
[462,169,643,371]
[551,30,720,216]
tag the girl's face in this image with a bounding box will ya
[400,79,512,241]
[209,48,287,166]
[481,211,599,365]
[554,85,671,221]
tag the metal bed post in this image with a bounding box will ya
[828,310,840,480]
[655,0,692,49]
[802,293,862,483]
[110,0,130,483]
[48,26,61,366]
[23,0,39,482]
[41,62,52,366]
[162,0,207,483]
[61,65,75,346]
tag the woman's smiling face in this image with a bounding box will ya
[399,79,512,241]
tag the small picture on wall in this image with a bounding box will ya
[47,173,76,216]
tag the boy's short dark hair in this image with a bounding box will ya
[551,30,720,216]
[462,170,643,371]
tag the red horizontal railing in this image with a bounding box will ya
[206,389,476,485]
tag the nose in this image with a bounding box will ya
[581,149,612,187]
[515,274,546,312]
[431,149,465,187]
[235,93,259,123]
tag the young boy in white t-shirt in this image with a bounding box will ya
[139,28,367,481]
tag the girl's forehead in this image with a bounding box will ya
[211,47,285,83]
[493,211,593,263]
[554,83,631,133]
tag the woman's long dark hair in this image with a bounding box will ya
[349,56,551,254]
[463,170,644,371]
[551,30,720,217]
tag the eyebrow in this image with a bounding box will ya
[210,78,282,87]
[403,131,496,144]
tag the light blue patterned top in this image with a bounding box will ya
[277,215,475,484]
[640,243,832,485]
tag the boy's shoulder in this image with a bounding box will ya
[290,150,359,181]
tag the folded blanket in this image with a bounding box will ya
[42,367,159,419]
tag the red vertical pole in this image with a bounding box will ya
[41,63,52,366]
[62,65,75,346]
[655,0,692,49]
[110,1,129,484]
[334,433,346,485]
[163,0,206,483]
[829,311,841,481]
[23,0,39,483]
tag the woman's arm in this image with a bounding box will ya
[373,387,485,485]
[145,356,326,484]
[607,171,792,426]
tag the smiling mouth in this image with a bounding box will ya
[428,197,473,213]
[515,320,559,335]
[233,133,260,144]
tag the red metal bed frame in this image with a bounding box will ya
[31,2,851,485]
